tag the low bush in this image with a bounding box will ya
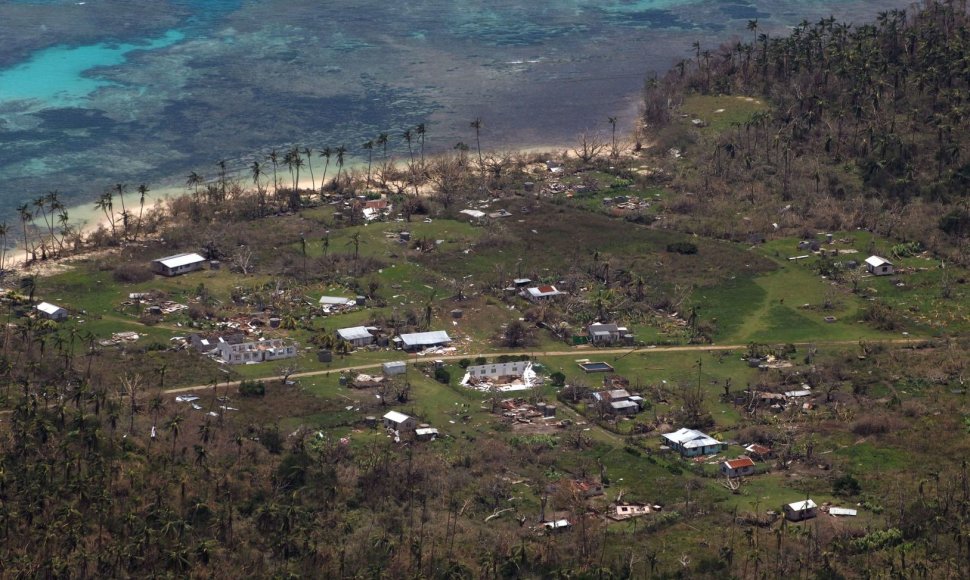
[113,263,154,283]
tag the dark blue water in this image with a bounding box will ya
[0,0,913,220]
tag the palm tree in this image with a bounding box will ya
[44,190,62,251]
[319,147,333,192]
[376,133,389,159]
[135,184,148,242]
[302,147,316,191]
[165,413,184,462]
[32,196,49,258]
[416,123,427,166]
[186,171,204,197]
[470,118,485,188]
[267,149,280,195]
[0,222,7,271]
[335,145,347,188]
[608,116,618,158]
[114,183,128,239]
[402,128,417,195]
[17,203,32,264]
[362,140,374,187]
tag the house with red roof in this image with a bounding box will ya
[720,457,756,478]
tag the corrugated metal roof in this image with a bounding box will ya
[662,428,721,448]
[383,411,411,423]
[319,296,354,305]
[829,507,857,516]
[724,457,756,469]
[400,331,451,347]
[36,302,64,315]
[337,326,373,341]
[787,499,817,511]
[155,252,205,268]
[611,400,639,409]
[865,255,891,267]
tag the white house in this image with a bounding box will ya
[661,428,724,457]
[466,360,530,380]
[336,326,375,348]
[151,252,206,277]
[398,331,452,351]
[383,410,417,432]
[721,457,756,477]
[36,301,68,321]
[587,323,632,345]
[524,285,563,301]
[415,427,439,441]
[865,255,894,276]
[609,400,640,415]
[383,361,407,376]
[319,296,355,310]
[784,499,818,521]
[216,338,298,364]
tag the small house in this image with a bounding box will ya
[721,457,756,478]
[36,301,68,321]
[216,338,298,364]
[865,255,894,276]
[398,331,452,351]
[609,400,640,416]
[382,410,417,432]
[336,326,375,348]
[319,296,355,310]
[151,252,206,277]
[466,360,530,380]
[784,499,818,522]
[415,427,439,441]
[661,428,724,457]
[744,443,773,460]
[587,323,633,345]
[382,361,407,376]
[524,285,563,301]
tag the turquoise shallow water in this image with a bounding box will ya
[0,0,912,220]
[0,30,184,107]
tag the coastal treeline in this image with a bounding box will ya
[642,0,970,264]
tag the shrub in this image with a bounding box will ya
[850,414,900,436]
[458,358,471,369]
[113,263,154,283]
[549,371,566,387]
[666,241,698,255]
[833,473,862,496]
[434,367,451,384]
[239,379,266,397]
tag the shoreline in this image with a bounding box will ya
[2,137,603,279]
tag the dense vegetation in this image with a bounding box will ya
[642,0,970,264]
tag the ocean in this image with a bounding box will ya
[0,0,912,222]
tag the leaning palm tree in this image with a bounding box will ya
[302,147,316,191]
[114,183,128,239]
[267,149,280,195]
[32,196,50,258]
[0,222,8,271]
